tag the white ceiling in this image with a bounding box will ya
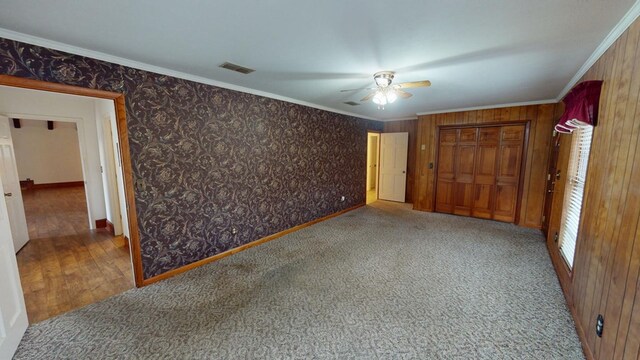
[0,0,637,120]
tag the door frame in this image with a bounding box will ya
[366,130,381,201]
[0,75,144,287]
[432,120,530,225]
[541,130,561,236]
[3,113,96,230]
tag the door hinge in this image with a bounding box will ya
[547,173,551,181]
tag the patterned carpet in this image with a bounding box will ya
[14,201,584,359]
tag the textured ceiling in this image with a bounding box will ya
[0,0,636,120]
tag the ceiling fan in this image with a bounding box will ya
[341,71,431,109]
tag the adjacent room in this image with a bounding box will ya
[0,1,639,359]
[0,86,134,325]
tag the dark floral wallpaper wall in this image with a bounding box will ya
[0,38,382,279]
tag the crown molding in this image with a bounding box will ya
[557,0,640,100]
[379,115,418,122]
[0,28,382,122]
[415,99,557,116]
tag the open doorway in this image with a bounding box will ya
[0,85,134,324]
[366,132,380,204]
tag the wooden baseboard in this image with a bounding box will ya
[28,181,84,190]
[547,242,594,360]
[19,179,34,190]
[95,218,107,229]
[142,204,365,286]
[105,220,115,236]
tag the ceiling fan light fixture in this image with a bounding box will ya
[372,91,387,105]
[386,89,398,104]
[373,71,395,88]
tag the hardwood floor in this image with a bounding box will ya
[21,186,90,239]
[16,187,133,324]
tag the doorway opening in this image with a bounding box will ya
[0,84,135,324]
[366,132,380,204]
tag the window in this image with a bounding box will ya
[558,125,593,269]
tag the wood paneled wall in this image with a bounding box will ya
[547,17,640,360]
[413,104,559,228]
[383,119,417,203]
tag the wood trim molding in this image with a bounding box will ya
[0,75,146,288]
[0,75,121,99]
[105,220,115,236]
[514,121,531,226]
[28,181,84,190]
[113,95,144,287]
[142,203,365,286]
[95,218,107,228]
[547,241,593,360]
[438,120,530,129]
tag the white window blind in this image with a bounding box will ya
[558,125,593,269]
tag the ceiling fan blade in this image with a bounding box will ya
[340,87,377,93]
[395,80,431,89]
[396,89,413,99]
[361,92,376,102]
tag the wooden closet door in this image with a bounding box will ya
[472,127,499,219]
[453,128,477,216]
[493,125,525,222]
[435,129,457,213]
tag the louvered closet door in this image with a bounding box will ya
[493,125,525,222]
[435,129,457,213]
[472,127,499,219]
[453,128,477,216]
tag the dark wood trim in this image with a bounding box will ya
[113,95,144,288]
[105,220,115,236]
[0,75,122,99]
[28,181,84,190]
[432,126,442,211]
[142,203,365,286]
[19,179,33,190]
[12,118,21,128]
[438,120,530,129]
[514,121,531,226]
[0,75,145,288]
[95,218,107,228]
[547,241,593,360]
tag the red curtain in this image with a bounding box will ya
[555,80,603,134]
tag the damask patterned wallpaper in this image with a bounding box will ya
[0,38,382,279]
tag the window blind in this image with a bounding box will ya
[558,125,593,269]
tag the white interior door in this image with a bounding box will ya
[0,170,29,359]
[379,132,408,202]
[0,116,29,252]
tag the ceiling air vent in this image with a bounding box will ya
[343,101,360,106]
[219,62,255,74]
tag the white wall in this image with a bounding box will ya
[10,119,84,184]
[0,85,106,228]
[94,98,129,238]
